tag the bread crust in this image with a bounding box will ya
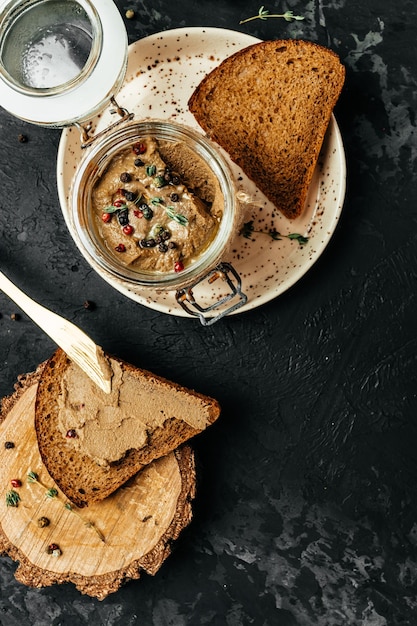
[188,39,345,219]
[34,348,220,507]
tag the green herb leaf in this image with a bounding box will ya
[268,229,283,241]
[260,6,269,19]
[165,206,189,226]
[6,490,20,507]
[27,471,39,483]
[150,197,164,205]
[46,488,58,499]
[154,175,166,188]
[240,220,255,239]
[287,233,309,244]
[283,11,305,22]
[146,164,156,176]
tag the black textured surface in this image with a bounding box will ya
[1,1,417,624]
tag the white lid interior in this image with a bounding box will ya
[0,0,127,126]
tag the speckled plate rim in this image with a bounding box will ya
[57,27,346,318]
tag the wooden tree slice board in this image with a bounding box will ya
[0,368,196,600]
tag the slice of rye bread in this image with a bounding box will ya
[188,39,345,220]
[34,348,220,507]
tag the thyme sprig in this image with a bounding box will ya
[63,502,106,541]
[240,6,305,24]
[151,197,189,226]
[27,472,105,543]
[165,205,189,226]
[103,203,128,214]
[104,195,188,227]
[240,220,309,245]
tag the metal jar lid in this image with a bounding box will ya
[0,0,128,127]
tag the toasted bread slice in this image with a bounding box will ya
[188,39,345,219]
[34,348,220,507]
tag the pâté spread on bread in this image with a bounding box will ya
[35,349,220,506]
[56,356,215,466]
[92,136,223,274]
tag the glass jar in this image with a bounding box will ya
[70,120,243,295]
[0,0,127,127]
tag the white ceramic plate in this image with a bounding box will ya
[57,27,346,318]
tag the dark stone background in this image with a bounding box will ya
[0,1,416,624]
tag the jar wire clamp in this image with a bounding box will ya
[75,97,134,148]
[175,262,247,326]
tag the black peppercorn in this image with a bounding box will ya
[139,238,156,248]
[118,210,129,226]
[120,172,132,183]
[123,190,137,202]
[4,441,15,449]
